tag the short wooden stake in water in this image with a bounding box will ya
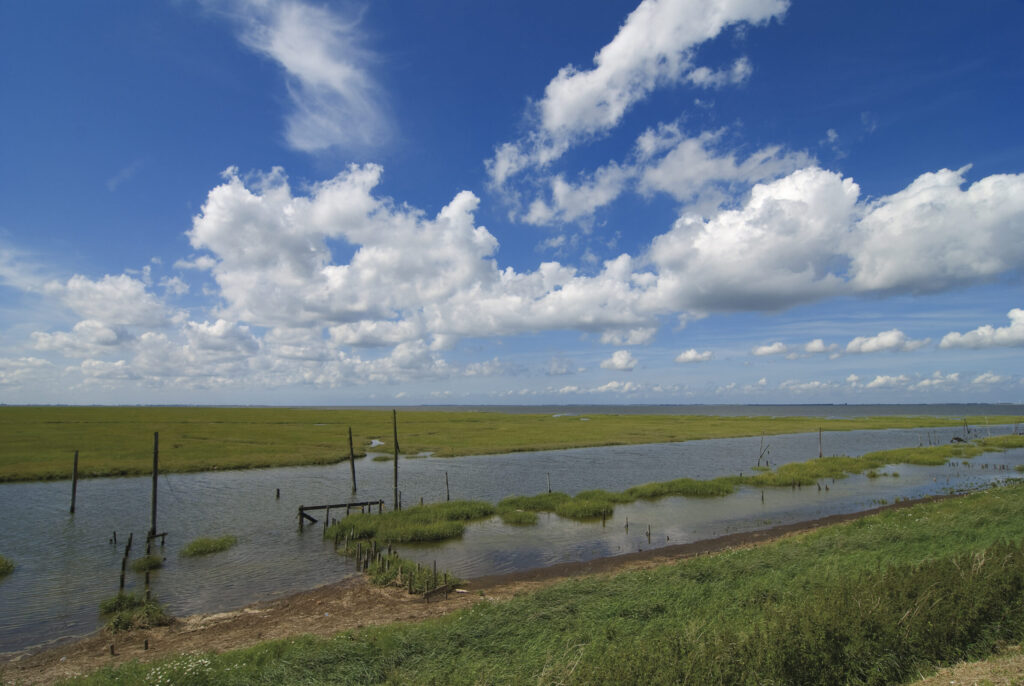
[392,410,400,511]
[149,432,159,539]
[276,488,280,499]
[348,426,357,493]
[70,450,79,514]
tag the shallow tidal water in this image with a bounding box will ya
[0,421,1021,654]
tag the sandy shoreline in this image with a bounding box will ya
[0,493,960,685]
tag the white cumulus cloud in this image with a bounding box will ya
[845,329,929,354]
[601,349,638,371]
[940,308,1024,349]
[676,348,712,363]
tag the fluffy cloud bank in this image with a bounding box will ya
[941,309,1024,349]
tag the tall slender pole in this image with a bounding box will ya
[149,432,159,538]
[392,410,399,511]
[348,426,357,493]
[70,450,79,514]
[818,428,822,459]
[445,471,450,501]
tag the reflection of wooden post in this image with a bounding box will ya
[348,427,357,493]
[70,450,79,514]
[149,433,159,538]
[392,410,399,511]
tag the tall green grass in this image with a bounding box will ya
[70,482,1024,685]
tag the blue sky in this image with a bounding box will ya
[1,0,1023,406]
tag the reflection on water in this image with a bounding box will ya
[0,423,1020,653]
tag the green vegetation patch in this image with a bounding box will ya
[73,482,1024,685]
[130,554,163,572]
[98,592,171,634]
[0,554,13,577]
[326,500,496,545]
[3,405,1011,482]
[180,535,238,557]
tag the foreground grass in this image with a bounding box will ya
[69,481,1024,685]
[180,536,238,558]
[3,405,1015,482]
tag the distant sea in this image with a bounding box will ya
[323,404,1024,419]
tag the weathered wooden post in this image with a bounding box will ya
[818,427,823,459]
[149,432,159,539]
[547,472,551,493]
[445,471,450,502]
[392,410,400,511]
[70,450,79,514]
[348,426,357,493]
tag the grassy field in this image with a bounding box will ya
[1,405,1016,482]
[67,480,1024,685]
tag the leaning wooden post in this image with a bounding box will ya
[70,450,79,514]
[392,409,400,511]
[149,432,159,539]
[348,426,357,493]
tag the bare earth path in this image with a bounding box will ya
[0,495,956,685]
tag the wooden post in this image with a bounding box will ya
[445,471,450,501]
[547,472,551,493]
[70,450,79,514]
[818,428,823,459]
[348,426,357,493]
[392,410,400,511]
[276,488,280,499]
[149,432,159,539]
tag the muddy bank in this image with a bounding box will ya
[0,493,961,685]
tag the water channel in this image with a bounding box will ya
[1,422,1021,654]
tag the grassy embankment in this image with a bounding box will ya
[325,436,1024,592]
[68,479,1024,685]
[1,405,1016,482]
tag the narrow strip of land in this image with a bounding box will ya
[2,405,1013,481]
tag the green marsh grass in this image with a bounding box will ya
[130,554,163,572]
[0,554,12,577]
[180,535,238,557]
[325,500,496,544]
[98,592,171,634]
[2,405,1011,482]
[72,482,1024,684]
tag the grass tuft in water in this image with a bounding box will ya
[130,554,163,572]
[98,592,171,633]
[0,554,13,577]
[180,535,238,557]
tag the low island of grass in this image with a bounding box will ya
[0,554,13,578]
[180,535,238,557]
[1,405,1017,482]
